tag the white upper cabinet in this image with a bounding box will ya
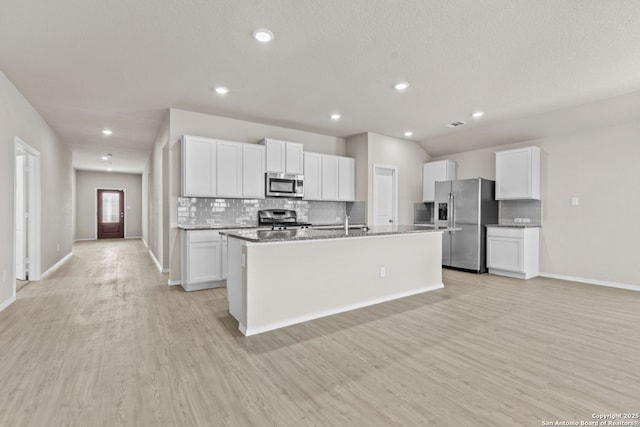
[338,156,355,201]
[495,146,541,200]
[303,152,322,200]
[422,160,456,202]
[321,155,339,201]
[285,142,304,174]
[242,144,265,198]
[305,152,355,201]
[216,140,243,198]
[259,138,304,174]
[182,135,217,197]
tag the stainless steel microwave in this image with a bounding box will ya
[265,172,304,198]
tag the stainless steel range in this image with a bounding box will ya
[258,209,312,230]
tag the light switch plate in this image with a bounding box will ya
[571,197,579,206]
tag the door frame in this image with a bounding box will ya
[372,164,398,226]
[95,188,126,239]
[14,137,42,284]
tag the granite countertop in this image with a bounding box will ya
[485,224,542,228]
[221,225,447,243]
[178,224,264,230]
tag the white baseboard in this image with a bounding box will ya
[41,252,73,280]
[539,272,640,292]
[142,239,149,249]
[74,238,95,242]
[148,250,169,273]
[125,236,142,240]
[241,282,444,336]
[0,295,16,312]
[168,279,181,286]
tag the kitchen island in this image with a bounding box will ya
[223,225,445,336]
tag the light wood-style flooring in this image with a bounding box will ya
[0,239,638,426]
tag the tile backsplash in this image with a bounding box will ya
[500,200,542,225]
[178,198,366,227]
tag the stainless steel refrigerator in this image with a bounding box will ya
[435,178,498,273]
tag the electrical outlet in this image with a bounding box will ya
[379,266,386,278]
[571,197,579,206]
[57,243,60,252]
[522,218,531,223]
[514,218,523,223]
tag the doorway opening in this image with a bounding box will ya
[97,189,125,239]
[372,164,398,226]
[14,137,42,288]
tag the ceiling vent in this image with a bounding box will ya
[446,121,466,128]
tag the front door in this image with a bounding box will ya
[97,189,124,239]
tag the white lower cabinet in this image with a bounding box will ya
[180,229,226,291]
[487,226,539,279]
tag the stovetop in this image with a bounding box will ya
[258,209,312,230]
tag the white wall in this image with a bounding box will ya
[146,113,169,272]
[346,133,430,226]
[432,121,640,287]
[345,133,368,201]
[0,69,73,309]
[74,170,142,240]
[166,108,348,283]
[367,133,431,225]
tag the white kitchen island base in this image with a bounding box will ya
[226,230,443,336]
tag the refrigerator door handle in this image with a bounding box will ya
[450,192,455,233]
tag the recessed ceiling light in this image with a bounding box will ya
[102,129,113,136]
[214,86,229,95]
[394,82,410,91]
[330,113,341,120]
[404,131,413,137]
[471,111,485,119]
[253,29,274,43]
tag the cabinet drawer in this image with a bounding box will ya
[188,230,221,243]
[486,227,524,239]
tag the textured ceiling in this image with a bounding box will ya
[2,0,640,172]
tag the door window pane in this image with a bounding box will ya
[102,192,120,223]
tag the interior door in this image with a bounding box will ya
[373,165,396,226]
[15,154,27,280]
[97,189,125,239]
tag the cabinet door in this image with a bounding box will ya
[286,142,304,174]
[221,236,228,280]
[303,152,322,200]
[496,147,540,200]
[338,156,355,201]
[182,136,216,197]
[321,155,339,200]
[189,241,223,282]
[422,160,455,202]
[487,236,523,272]
[216,140,243,197]
[242,144,265,198]
[264,139,286,173]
